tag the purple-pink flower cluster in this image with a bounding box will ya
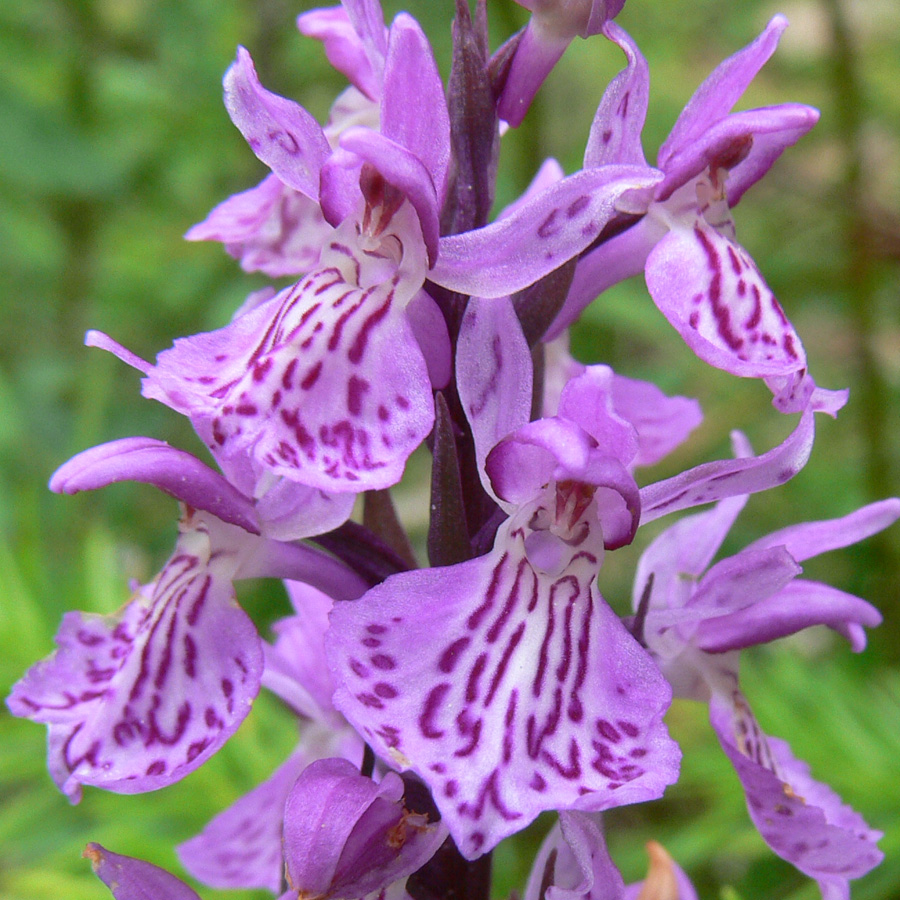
[9,2,898,899]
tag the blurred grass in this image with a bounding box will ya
[1,1,898,898]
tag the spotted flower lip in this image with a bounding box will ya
[545,17,838,414]
[326,309,821,860]
[711,692,884,898]
[6,513,265,802]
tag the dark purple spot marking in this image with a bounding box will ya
[300,361,322,391]
[616,720,640,738]
[370,653,396,670]
[350,659,370,678]
[374,682,398,699]
[439,637,471,674]
[567,196,589,219]
[596,719,621,742]
[347,375,370,416]
[537,209,559,239]
[420,683,450,739]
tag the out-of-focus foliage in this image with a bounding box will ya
[1,2,898,899]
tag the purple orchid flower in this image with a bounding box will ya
[7,441,368,802]
[327,295,825,858]
[92,11,451,495]
[634,477,900,894]
[7,509,266,802]
[523,810,697,900]
[545,17,843,414]
[498,1,626,127]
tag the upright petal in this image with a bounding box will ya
[298,4,386,101]
[381,13,451,206]
[224,47,331,200]
[658,16,789,168]
[584,24,649,169]
[524,811,626,900]
[457,295,533,499]
[283,758,446,898]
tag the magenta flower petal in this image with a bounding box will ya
[84,844,201,900]
[328,519,679,859]
[584,23,649,169]
[297,3,386,101]
[710,692,883,894]
[406,289,451,389]
[224,47,331,200]
[524,811,626,900]
[339,127,441,265]
[456,295,533,497]
[429,166,662,298]
[500,1,625,127]
[498,21,570,128]
[694,580,882,654]
[609,373,702,467]
[645,222,807,379]
[380,13,450,207]
[658,15,789,169]
[262,582,339,721]
[743,498,900,562]
[640,407,815,525]
[283,758,445,898]
[656,104,819,204]
[49,438,260,535]
[7,518,263,801]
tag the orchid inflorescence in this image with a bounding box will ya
[9,1,898,898]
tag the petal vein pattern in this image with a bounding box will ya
[144,208,433,492]
[329,518,679,859]
[8,523,262,801]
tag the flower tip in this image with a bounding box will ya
[765,13,790,39]
[83,843,104,870]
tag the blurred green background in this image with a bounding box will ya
[1,1,898,898]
